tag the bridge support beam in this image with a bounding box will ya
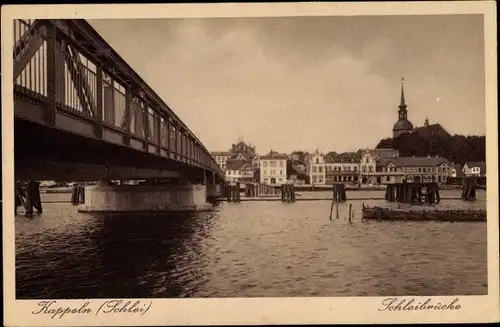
[77,180,214,213]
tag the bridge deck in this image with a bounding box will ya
[13,19,223,182]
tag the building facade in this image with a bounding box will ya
[324,153,360,186]
[307,150,326,185]
[260,151,288,185]
[463,161,486,177]
[377,156,452,184]
[225,160,255,183]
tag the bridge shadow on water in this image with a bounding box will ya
[16,204,223,299]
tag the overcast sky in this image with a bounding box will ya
[88,14,485,154]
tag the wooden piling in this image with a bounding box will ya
[235,182,241,202]
[329,197,334,220]
[348,203,352,224]
[25,182,33,218]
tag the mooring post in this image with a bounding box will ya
[336,203,339,219]
[348,203,352,224]
[33,181,42,213]
[25,181,34,218]
[236,182,241,202]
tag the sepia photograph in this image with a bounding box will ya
[2,1,499,326]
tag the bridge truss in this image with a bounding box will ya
[13,19,224,181]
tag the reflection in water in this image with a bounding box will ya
[15,190,487,298]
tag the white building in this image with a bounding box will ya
[259,151,288,185]
[463,161,486,177]
[307,149,326,185]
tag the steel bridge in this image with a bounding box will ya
[13,19,224,183]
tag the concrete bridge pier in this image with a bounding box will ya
[77,178,214,213]
[205,170,225,201]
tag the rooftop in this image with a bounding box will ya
[465,161,486,174]
[378,156,451,167]
[226,160,252,171]
[260,150,288,160]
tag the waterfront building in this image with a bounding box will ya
[307,149,326,185]
[376,156,452,184]
[260,151,288,185]
[324,152,360,186]
[225,160,255,183]
[463,161,486,177]
[392,77,414,138]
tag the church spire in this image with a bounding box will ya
[399,77,407,109]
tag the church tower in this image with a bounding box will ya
[392,77,414,138]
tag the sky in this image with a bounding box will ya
[88,14,485,154]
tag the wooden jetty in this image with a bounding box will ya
[461,176,481,201]
[331,183,347,202]
[385,182,440,205]
[281,184,296,203]
[15,181,43,217]
[361,205,486,222]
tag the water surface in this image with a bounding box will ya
[15,189,488,298]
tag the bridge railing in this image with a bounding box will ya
[13,19,223,178]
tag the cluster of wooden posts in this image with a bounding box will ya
[227,182,285,202]
[461,177,477,201]
[281,184,296,203]
[331,183,347,202]
[385,182,440,205]
[15,181,43,217]
[71,184,86,205]
[226,182,241,202]
[328,184,353,223]
[243,183,280,197]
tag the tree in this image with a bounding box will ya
[375,133,485,165]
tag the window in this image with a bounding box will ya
[386,176,391,182]
[312,167,317,173]
[280,169,283,175]
[263,161,267,167]
[316,158,320,164]
[271,170,276,175]
[319,167,323,173]
[369,167,373,172]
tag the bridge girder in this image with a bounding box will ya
[13,19,225,181]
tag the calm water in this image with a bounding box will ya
[15,190,487,298]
